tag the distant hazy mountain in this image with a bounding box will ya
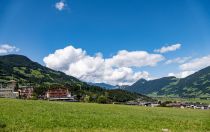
[88,82,130,90]
[126,66,210,98]
[114,85,130,89]
[88,82,116,89]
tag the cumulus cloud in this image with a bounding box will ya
[0,44,20,54]
[106,50,164,67]
[55,0,66,11]
[43,46,85,71]
[154,43,181,53]
[44,45,164,85]
[165,57,191,65]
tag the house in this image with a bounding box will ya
[126,101,139,105]
[137,102,159,107]
[0,80,18,98]
[151,103,160,107]
[177,102,210,110]
[193,104,209,110]
[45,88,74,101]
[18,86,34,99]
[166,102,183,108]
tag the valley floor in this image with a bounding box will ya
[0,98,210,132]
[154,97,210,104]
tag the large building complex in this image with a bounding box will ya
[0,80,19,98]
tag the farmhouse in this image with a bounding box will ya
[45,87,74,101]
[0,80,18,98]
[18,86,34,99]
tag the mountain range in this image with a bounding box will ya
[0,54,83,86]
[1,54,210,98]
[125,67,210,98]
[0,54,153,102]
[88,82,116,89]
[88,82,129,90]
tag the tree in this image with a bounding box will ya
[84,95,91,103]
[34,84,49,96]
[14,82,19,91]
[97,95,108,104]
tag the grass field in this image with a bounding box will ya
[0,99,210,132]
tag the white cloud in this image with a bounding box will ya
[0,44,20,54]
[165,57,191,65]
[44,45,163,85]
[168,54,210,78]
[168,71,195,78]
[106,50,164,67]
[154,43,181,53]
[43,46,85,71]
[55,1,66,11]
[180,55,210,71]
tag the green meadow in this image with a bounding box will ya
[0,98,210,132]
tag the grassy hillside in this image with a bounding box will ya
[0,54,153,103]
[0,99,210,132]
[0,54,82,85]
[126,66,210,97]
[126,77,178,95]
[170,66,210,97]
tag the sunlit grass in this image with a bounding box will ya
[0,98,210,131]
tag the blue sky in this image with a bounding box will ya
[1,0,210,85]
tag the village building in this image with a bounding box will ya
[166,102,184,108]
[142,102,160,107]
[126,101,139,105]
[45,87,74,101]
[0,80,19,98]
[18,86,34,99]
[164,102,210,110]
[126,101,160,107]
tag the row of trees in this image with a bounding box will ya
[84,95,108,104]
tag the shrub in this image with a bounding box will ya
[97,95,108,104]
[0,122,6,128]
[84,95,91,103]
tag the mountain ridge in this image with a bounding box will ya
[0,54,154,102]
[0,54,82,85]
[125,67,210,97]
